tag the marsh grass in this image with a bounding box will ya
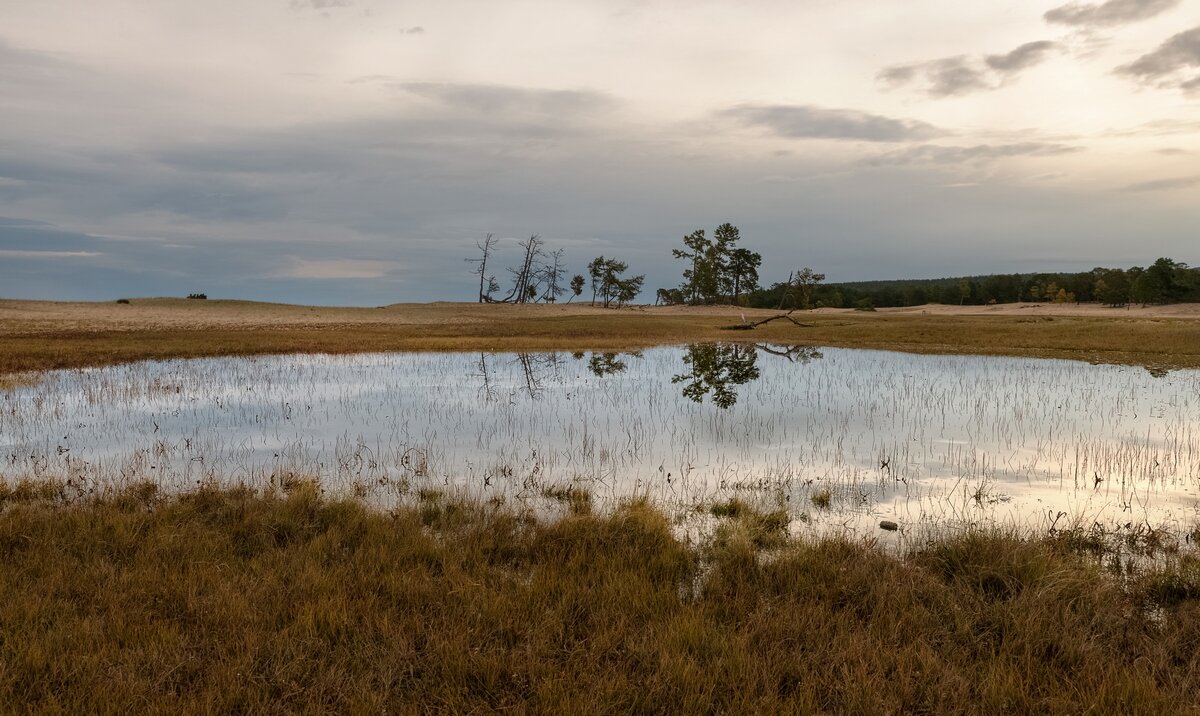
[1,484,1198,713]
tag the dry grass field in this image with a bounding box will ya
[3,297,1200,377]
[0,482,1197,713]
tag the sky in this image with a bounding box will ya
[1,0,1198,304]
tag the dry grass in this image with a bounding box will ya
[1,483,1198,713]
[2,298,1200,377]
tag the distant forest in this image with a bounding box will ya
[651,226,1197,310]
[745,258,1199,310]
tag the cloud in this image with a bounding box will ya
[985,41,1061,73]
[1044,0,1180,27]
[0,38,72,86]
[720,105,943,142]
[1124,175,1200,191]
[879,57,990,97]
[289,0,352,10]
[275,258,401,279]
[0,249,100,258]
[881,41,1059,97]
[865,143,1084,166]
[1106,118,1200,136]
[394,82,616,116]
[1116,26,1200,93]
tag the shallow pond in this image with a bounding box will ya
[3,345,1199,538]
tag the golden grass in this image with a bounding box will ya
[2,298,1200,376]
[1,483,1198,713]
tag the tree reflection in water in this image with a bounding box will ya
[477,345,819,408]
[587,352,631,377]
[673,343,822,408]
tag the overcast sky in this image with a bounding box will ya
[2,0,1198,304]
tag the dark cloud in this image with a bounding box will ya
[1124,175,1200,191]
[985,41,1061,73]
[865,143,1084,166]
[720,105,944,142]
[1044,0,1180,27]
[882,41,1058,97]
[876,64,917,85]
[879,57,990,97]
[1116,26,1200,92]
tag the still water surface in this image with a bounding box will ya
[3,345,1198,536]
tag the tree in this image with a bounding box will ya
[792,267,826,310]
[1094,269,1131,307]
[537,248,567,303]
[465,233,499,303]
[567,274,585,303]
[1133,257,1186,304]
[656,287,685,305]
[672,223,755,304]
[615,274,645,307]
[727,247,761,305]
[709,223,740,300]
[588,256,644,308]
[672,230,712,304]
[587,256,606,306]
[505,235,545,304]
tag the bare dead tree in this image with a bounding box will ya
[465,233,500,303]
[504,234,545,304]
[538,248,567,303]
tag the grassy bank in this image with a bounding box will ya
[1,482,1198,713]
[3,298,1200,376]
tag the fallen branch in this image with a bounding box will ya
[723,309,814,330]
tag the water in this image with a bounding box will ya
[3,345,1198,537]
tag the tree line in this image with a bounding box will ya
[470,230,1196,310]
[746,258,1198,310]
